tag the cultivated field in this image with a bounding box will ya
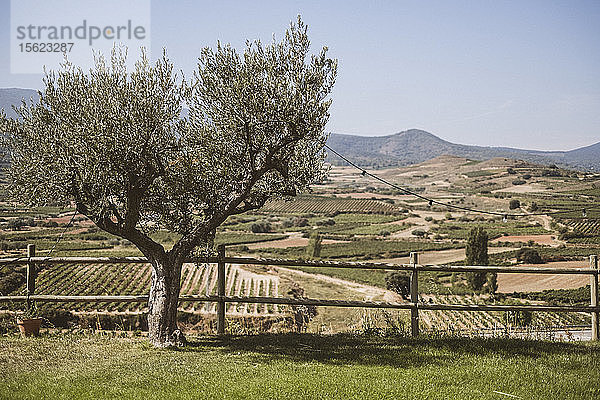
[1,157,599,335]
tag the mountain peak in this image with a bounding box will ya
[396,128,435,136]
[391,129,451,144]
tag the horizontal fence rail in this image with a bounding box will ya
[1,256,598,275]
[1,245,598,340]
[2,294,599,314]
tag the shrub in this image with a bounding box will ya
[507,168,516,175]
[512,179,526,186]
[40,221,59,228]
[0,270,26,295]
[528,202,538,212]
[522,174,532,180]
[293,217,309,227]
[7,218,34,230]
[508,199,521,210]
[559,230,587,241]
[517,248,543,264]
[315,218,335,226]
[411,229,427,238]
[540,169,561,177]
[385,272,410,299]
[286,283,317,332]
[0,242,28,251]
[513,285,590,305]
[250,221,272,233]
[41,309,77,328]
[502,299,532,327]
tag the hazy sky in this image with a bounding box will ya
[1,0,598,151]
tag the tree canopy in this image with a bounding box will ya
[2,17,336,261]
[465,227,489,291]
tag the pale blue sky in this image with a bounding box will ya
[1,0,598,150]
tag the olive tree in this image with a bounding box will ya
[1,17,337,346]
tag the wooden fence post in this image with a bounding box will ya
[591,255,599,341]
[26,244,36,309]
[410,252,419,337]
[217,244,226,335]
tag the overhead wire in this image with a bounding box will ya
[324,144,596,219]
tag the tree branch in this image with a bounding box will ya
[77,201,165,260]
[169,122,305,259]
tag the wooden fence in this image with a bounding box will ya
[0,244,598,340]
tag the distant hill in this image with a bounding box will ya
[327,129,600,171]
[2,88,598,171]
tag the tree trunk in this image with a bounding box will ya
[147,254,184,347]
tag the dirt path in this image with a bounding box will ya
[272,265,402,303]
[534,214,553,231]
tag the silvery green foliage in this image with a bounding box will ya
[2,17,336,258]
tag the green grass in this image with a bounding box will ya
[505,285,591,305]
[261,196,399,214]
[1,334,599,399]
[463,170,497,178]
[248,240,461,260]
[518,189,600,219]
[537,246,600,259]
[431,221,549,240]
[333,223,409,236]
[0,228,288,257]
[221,212,408,235]
[215,232,287,245]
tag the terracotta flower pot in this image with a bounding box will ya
[16,317,43,337]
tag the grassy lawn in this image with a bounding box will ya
[1,333,599,399]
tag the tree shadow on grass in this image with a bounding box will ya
[179,333,599,369]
